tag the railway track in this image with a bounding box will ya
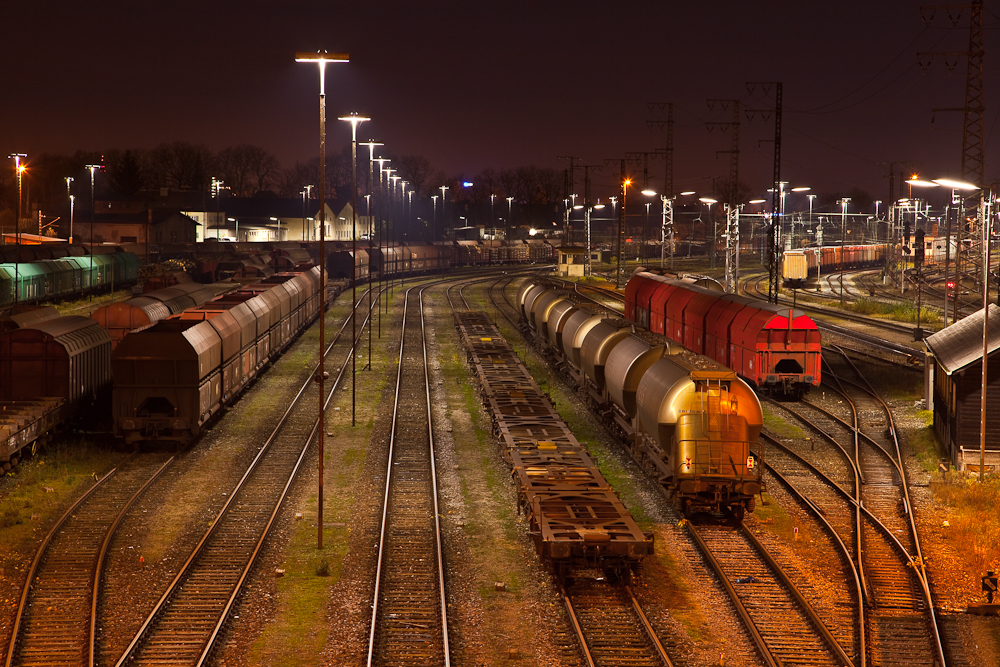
[688,521,853,667]
[561,577,672,667]
[4,453,175,667]
[110,289,376,667]
[820,347,945,667]
[743,275,927,357]
[759,348,948,666]
[365,282,450,667]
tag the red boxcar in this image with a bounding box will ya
[627,273,821,397]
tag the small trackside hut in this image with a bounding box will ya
[925,304,1000,473]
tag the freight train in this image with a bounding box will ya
[455,309,653,569]
[781,243,890,286]
[625,271,822,397]
[0,313,113,469]
[0,267,325,467]
[112,267,323,445]
[0,248,141,309]
[519,281,764,520]
[153,239,555,286]
[0,239,555,313]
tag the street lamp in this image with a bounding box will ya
[338,112,370,429]
[360,141,383,236]
[400,181,408,246]
[212,177,226,241]
[8,154,26,305]
[806,194,817,242]
[574,200,605,276]
[912,177,980,324]
[359,139,381,375]
[65,177,75,244]
[506,196,514,240]
[838,198,850,308]
[641,189,656,262]
[296,48,349,551]
[659,194,679,270]
[301,184,314,241]
[490,193,496,238]
[86,163,101,293]
[699,197,718,268]
[431,194,439,242]
[616,179,633,289]
[269,217,280,241]
[439,185,449,234]
[227,217,239,242]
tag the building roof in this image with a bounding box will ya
[925,304,1000,374]
[90,211,200,227]
[220,197,349,219]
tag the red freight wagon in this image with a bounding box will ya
[626,272,821,397]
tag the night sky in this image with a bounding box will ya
[5,1,998,205]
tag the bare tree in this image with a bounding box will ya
[396,155,433,196]
[146,141,213,190]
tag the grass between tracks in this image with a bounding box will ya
[0,437,122,578]
[846,297,941,324]
[245,292,393,666]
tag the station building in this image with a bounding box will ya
[925,304,1000,472]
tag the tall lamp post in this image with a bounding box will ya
[360,142,383,368]
[439,185,449,235]
[490,193,496,237]
[699,197,718,268]
[616,178,632,289]
[86,163,101,294]
[506,196,513,242]
[374,158,390,333]
[296,49,350,551]
[431,195,439,242]
[838,198,851,308]
[212,177,226,241]
[931,178,980,323]
[338,113,370,429]
[807,193,817,241]
[789,186,811,249]
[640,188,656,263]
[574,200,605,276]
[400,181,409,287]
[65,177,75,244]
[301,184,313,241]
[9,154,26,305]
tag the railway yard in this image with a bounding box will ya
[1,264,999,667]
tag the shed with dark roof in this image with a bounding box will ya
[924,305,1000,471]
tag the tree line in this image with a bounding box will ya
[0,141,573,223]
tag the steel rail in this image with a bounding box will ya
[365,279,452,667]
[196,300,383,666]
[114,286,375,667]
[560,585,598,667]
[5,459,128,667]
[739,525,855,667]
[624,584,674,667]
[89,456,176,667]
[761,454,866,667]
[825,346,947,667]
[684,523,780,667]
